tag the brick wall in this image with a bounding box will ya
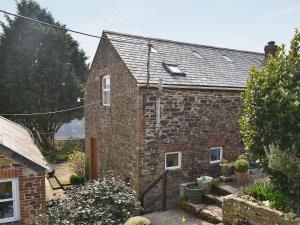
[85,34,140,187]
[0,155,45,225]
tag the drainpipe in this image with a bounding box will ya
[155,78,163,134]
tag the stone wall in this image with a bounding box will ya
[223,195,300,225]
[85,34,245,212]
[138,87,244,211]
[0,154,46,225]
[84,34,140,187]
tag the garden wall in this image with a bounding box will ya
[223,195,300,225]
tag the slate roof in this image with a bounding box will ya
[0,116,51,171]
[103,31,264,89]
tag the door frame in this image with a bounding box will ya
[90,136,99,180]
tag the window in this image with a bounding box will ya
[223,55,232,62]
[102,76,110,106]
[192,50,203,59]
[210,147,223,164]
[163,62,185,76]
[150,46,158,53]
[165,152,182,170]
[0,178,19,223]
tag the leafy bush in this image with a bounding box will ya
[237,154,248,161]
[266,145,300,198]
[234,159,249,173]
[240,30,300,160]
[39,177,140,225]
[220,159,234,168]
[68,150,86,177]
[245,182,270,200]
[70,174,85,185]
[220,159,234,176]
[245,182,292,212]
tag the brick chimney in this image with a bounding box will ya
[264,41,278,59]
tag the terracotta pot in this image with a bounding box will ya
[235,171,248,183]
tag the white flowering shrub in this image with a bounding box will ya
[39,177,140,225]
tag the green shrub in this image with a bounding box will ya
[245,182,270,200]
[69,174,85,185]
[245,182,292,212]
[38,177,140,225]
[237,154,248,161]
[234,159,249,173]
[68,150,86,177]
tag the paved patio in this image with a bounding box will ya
[144,209,221,225]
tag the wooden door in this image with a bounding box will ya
[90,137,99,180]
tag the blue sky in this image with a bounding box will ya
[1,0,299,63]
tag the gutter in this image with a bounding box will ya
[137,83,246,91]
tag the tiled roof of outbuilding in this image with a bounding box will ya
[104,31,264,89]
[0,116,51,171]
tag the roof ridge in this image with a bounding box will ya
[103,30,264,55]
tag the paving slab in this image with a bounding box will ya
[51,162,74,185]
[144,209,214,225]
[215,182,243,195]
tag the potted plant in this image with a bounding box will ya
[185,183,204,204]
[220,159,234,177]
[234,158,249,183]
[197,176,213,193]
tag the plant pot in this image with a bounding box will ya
[197,176,213,193]
[235,171,248,183]
[220,166,234,177]
[185,184,204,204]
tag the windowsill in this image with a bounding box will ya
[0,218,19,224]
[209,160,221,165]
[165,167,181,171]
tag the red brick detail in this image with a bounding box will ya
[0,168,17,179]
[207,138,225,148]
[0,155,46,225]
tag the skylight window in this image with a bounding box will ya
[223,55,232,62]
[163,62,185,76]
[192,51,202,59]
[150,46,158,53]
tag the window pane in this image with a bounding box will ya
[103,77,110,89]
[168,65,182,74]
[0,201,14,219]
[103,91,110,105]
[211,148,221,161]
[0,182,12,200]
[166,153,179,168]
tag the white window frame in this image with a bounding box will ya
[102,75,110,106]
[165,151,182,170]
[210,147,223,164]
[0,178,20,223]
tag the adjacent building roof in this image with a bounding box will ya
[103,31,264,89]
[0,116,51,171]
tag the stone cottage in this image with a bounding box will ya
[85,31,272,211]
[0,116,51,224]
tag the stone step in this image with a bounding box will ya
[211,182,240,196]
[144,209,215,225]
[202,194,224,207]
[179,201,222,224]
[200,205,222,224]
